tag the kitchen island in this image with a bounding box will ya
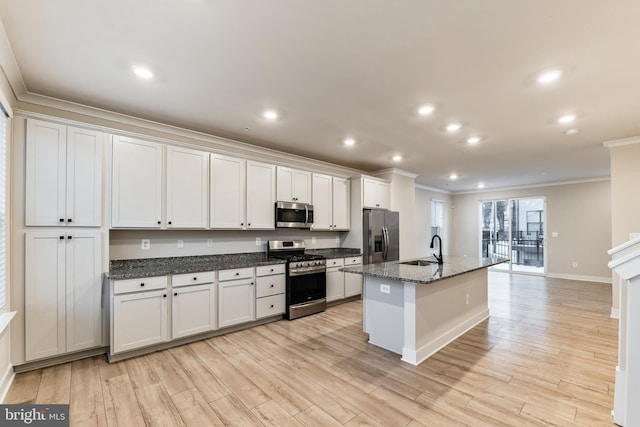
[341,256,508,365]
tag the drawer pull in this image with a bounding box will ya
[235,272,240,276]
[270,284,274,288]
[193,277,197,281]
[270,304,274,308]
[270,268,274,272]
[140,283,145,287]
[163,294,167,298]
[174,292,177,296]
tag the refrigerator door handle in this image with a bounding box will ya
[382,226,389,260]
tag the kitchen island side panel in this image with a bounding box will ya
[363,277,405,354]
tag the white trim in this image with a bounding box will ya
[0,17,26,99]
[401,309,489,366]
[454,176,610,195]
[0,311,15,336]
[546,272,612,284]
[603,136,640,148]
[372,168,420,179]
[0,361,14,404]
[611,307,620,319]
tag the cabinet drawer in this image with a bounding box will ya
[219,267,253,282]
[256,274,285,298]
[326,258,344,268]
[344,256,363,266]
[256,264,285,276]
[256,294,285,319]
[113,276,167,295]
[173,271,216,287]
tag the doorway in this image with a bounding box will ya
[480,198,545,274]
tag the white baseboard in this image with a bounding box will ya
[402,309,490,366]
[611,307,620,319]
[0,363,15,403]
[546,272,612,284]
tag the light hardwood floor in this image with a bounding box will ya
[5,272,618,426]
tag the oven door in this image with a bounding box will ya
[288,270,326,305]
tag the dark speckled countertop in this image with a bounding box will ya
[108,253,286,280]
[340,256,508,284]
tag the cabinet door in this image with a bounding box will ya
[66,127,103,227]
[25,232,66,361]
[332,177,350,230]
[112,136,163,227]
[292,170,312,204]
[276,166,294,202]
[246,161,276,229]
[363,179,390,209]
[65,230,102,352]
[312,174,332,231]
[166,146,209,228]
[344,271,363,297]
[218,279,255,328]
[25,119,67,226]
[112,289,168,354]
[326,268,344,302]
[172,283,217,339]
[210,154,246,229]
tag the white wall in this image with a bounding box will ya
[415,187,453,257]
[450,179,612,282]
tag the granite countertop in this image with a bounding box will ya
[306,248,362,259]
[107,253,286,280]
[340,256,509,284]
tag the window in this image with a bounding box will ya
[431,199,444,239]
[0,103,8,312]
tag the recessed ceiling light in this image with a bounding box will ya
[132,66,153,79]
[467,136,480,145]
[417,105,435,116]
[565,128,578,136]
[557,114,576,124]
[263,110,279,120]
[392,155,402,162]
[478,183,485,189]
[449,173,458,180]
[446,123,462,132]
[537,70,562,83]
[344,138,356,146]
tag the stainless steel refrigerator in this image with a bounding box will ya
[363,209,400,264]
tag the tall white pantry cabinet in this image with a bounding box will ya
[24,118,104,362]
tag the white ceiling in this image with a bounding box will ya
[1,0,639,192]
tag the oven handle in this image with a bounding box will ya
[291,299,326,308]
[289,268,326,277]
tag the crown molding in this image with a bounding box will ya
[415,184,452,195]
[602,136,640,148]
[372,168,419,179]
[453,176,610,195]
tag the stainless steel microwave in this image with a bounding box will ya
[275,201,314,228]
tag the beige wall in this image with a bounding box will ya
[376,170,417,260]
[415,187,453,257]
[450,180,612,281]
[609,141,640,313]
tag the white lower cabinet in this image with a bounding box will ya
[326,258,345,302]
[172,271,217,339]
[111,276,169,354]
[218,268,255,328]
[344,256,364,297]
[255,264,286,319]
[25,230,102,361]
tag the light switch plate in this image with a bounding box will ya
[256,237,261,246]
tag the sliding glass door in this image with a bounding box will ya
[480,198,545,274]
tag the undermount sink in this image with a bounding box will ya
[400,259,440,266]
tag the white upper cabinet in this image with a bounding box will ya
[112,136,163,228]
[312,173,332,230]
[312,174,350,231]
[166,146,209,228]
[210,154,246,229]
[246,161,276,229]
[25,119,103,227]
[276,166,311,203]
[332,176,350,230]
[363,177,390,209]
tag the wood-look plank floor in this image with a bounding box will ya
[5,272,618,426]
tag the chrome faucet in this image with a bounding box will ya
[430,234,443,265]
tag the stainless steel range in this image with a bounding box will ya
[268,240,326,320]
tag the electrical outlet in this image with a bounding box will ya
[311,237,316,245]
[380,284,391,294]
[465,294,470,305]
[178,240,184,248]
[335,236,340,244]
[256,237,261,246]
[141,239,150,250]
[572,261,578,268]
[552,231,559,238]
[207,239,213,248]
